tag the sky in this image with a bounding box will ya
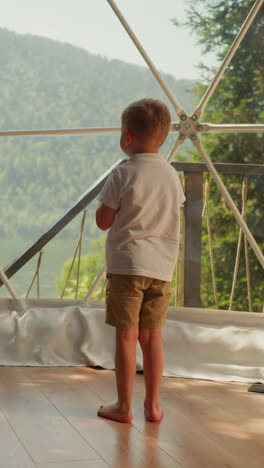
[0,0,218,80]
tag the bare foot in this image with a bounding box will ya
[97,403,132,423]
[144,403,163,422]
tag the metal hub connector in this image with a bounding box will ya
[174,115,204,140]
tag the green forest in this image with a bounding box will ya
[177,0,264,310]
[0,28,194,239]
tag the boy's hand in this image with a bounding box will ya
[96,202,117,231]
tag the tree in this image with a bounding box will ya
[57,235,106,300]
[173,0,264,310]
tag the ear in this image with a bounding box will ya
[125,129,134,145]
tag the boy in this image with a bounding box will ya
[96,98,185,423]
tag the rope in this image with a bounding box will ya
[60,210,87,299]
[179,174,186,306]
[60,241,79,298]
[81,265,106,306]
[242,179,253,312]
[229,178,253,311]
[76,210,87,299]
[173,263,178,307]
[202,177,219,308]
[26,250,43,298]
[244,230,253,312]
[99,275,107,301]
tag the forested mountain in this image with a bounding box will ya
[0,28,195,239]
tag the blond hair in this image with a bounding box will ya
[121,98,171,145]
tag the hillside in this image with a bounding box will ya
[0,28,196,239]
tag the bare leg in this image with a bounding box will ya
[139,327,164,422]
[98,328,138,423]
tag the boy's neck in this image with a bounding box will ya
[129,143,160,155]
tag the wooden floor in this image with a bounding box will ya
[0,367,263,468]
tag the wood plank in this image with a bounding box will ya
[162,378,264,421]
[0,378,100,464]
[54,368,258,468]
[24,366,126,403]
[88,370,257,468]
[172,161,264,175]
[0,410,36,467]
[183,172,203,306]
[37,461,108,468]
[159,378,264,467]
[1,367,263,468]
[35,376,181,468]
[183,379,264,442]
[21,366,72,385]
[0,366,33,383]
[79,369,263,468]
[133,404,256,468]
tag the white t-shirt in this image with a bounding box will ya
[97,153,185,281]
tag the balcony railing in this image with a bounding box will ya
[1,160,263,311]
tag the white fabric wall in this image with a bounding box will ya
[0,298,263,383]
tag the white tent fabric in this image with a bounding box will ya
[0,298,263,383]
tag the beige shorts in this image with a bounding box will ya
[105,273,171,330]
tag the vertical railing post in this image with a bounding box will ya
[183,172,203,306]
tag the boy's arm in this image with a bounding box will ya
[96,202,117,231]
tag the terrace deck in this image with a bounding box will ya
[0,366,263,467]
